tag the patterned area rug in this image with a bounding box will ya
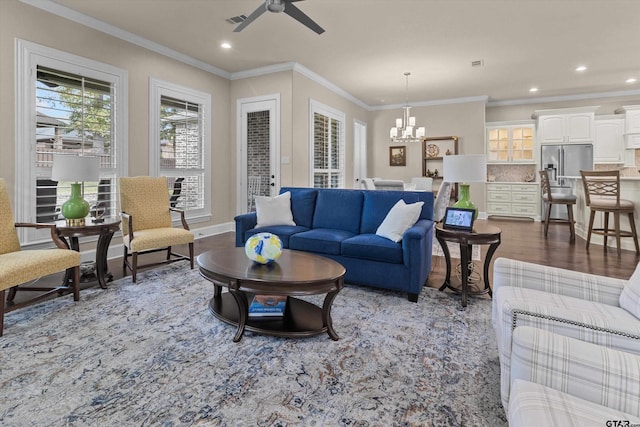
[0,262,506,426]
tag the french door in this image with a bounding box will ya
[237,95,280,213]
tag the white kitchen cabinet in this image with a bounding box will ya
[486,121,536,163]
[486,183,539,219]
[594,116,624,163]
[615,105,640,150]
[533,107,598,144]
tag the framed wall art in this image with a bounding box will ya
[389,146,406,166]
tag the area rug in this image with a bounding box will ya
[0,261,506,426]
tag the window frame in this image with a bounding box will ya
[149,78,211,223]
[308,99,346,188]
[16,39,128,245]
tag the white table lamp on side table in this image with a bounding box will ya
[443,154,486,219]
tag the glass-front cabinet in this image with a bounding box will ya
[486,121,536,163]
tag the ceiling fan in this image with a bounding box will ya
[234,0,325,34]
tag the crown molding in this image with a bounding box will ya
[487,90,640,107]
[370,95,490,111]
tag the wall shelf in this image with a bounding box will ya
[422,136,458,200]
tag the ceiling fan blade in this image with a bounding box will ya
[283,2,325,34]
[233,3,267,32]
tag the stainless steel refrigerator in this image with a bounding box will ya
[540,143,593,219]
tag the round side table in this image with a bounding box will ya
[435,222,501,307]
[55,217,121,289]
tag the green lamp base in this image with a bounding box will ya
[61,182,90,225]
[453,183,478,219]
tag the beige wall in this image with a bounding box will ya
[291,72,369,187]
[369,101,487,209]
[0,0,232,226]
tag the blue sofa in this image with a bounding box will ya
[234,187,435,302]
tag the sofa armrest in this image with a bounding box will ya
[401,219,434,290]
[493,257,626,306]
[234,212,257,247]
[511,326,640,417]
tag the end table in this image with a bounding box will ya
[54,217,121,289]
[436,222,501,307]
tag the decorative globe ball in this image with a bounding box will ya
[244,232,283,264]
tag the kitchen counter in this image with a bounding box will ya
[560,177,640,252]
[560,175,640,181]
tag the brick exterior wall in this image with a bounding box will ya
[247,110,270,211]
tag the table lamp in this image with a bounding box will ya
[443,154,486,218]
[51,154,100,225]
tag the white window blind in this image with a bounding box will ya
[35,65,117,222]
[159,95,204,211]
[311,101,345,188]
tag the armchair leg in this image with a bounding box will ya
[189,242,194,269]
[123,246,129,271]
[0,289,4,337]
[166,246,172,261]
[132,253,138,283]
[6,286,17,303]
[72,265,80,302]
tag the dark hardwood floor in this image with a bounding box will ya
[9,217,639,305]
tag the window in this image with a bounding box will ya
[16,40,127,244]
[35,66,116,221]
[310,100,345,188]
[150,79,211,222]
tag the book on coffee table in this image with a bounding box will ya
[248,295,287,317]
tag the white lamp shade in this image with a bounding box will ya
[51,154,100,182]
[395,118,403,128]
[416,127,426,138]
[443,154,486,183]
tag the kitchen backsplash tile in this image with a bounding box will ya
[487,164,537,182]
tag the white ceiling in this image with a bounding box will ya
[46,0,640,107]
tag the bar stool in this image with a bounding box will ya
[580,170,640,256]
[539,170,576,240]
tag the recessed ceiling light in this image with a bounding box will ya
[575,65,587,72]
[626,78,637,84]
[221,42,232,49]
[529,87,539,93]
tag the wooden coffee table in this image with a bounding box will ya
[197,246,346,342]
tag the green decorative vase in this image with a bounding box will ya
[453,183,478,219]
[61,183,90,223]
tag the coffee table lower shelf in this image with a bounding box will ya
[209,293,331,340]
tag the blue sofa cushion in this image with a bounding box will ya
[289,228,356,255]
[280,187,317,229]
[312,189,363,233]
[341,234,403,264]
[360,190,434,234]
[245,225,310,249]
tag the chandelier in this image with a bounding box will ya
[389,72,426,143]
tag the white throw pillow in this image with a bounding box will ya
[376,199,424,243]
[620,261,640,319]
[255,191,296,228]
